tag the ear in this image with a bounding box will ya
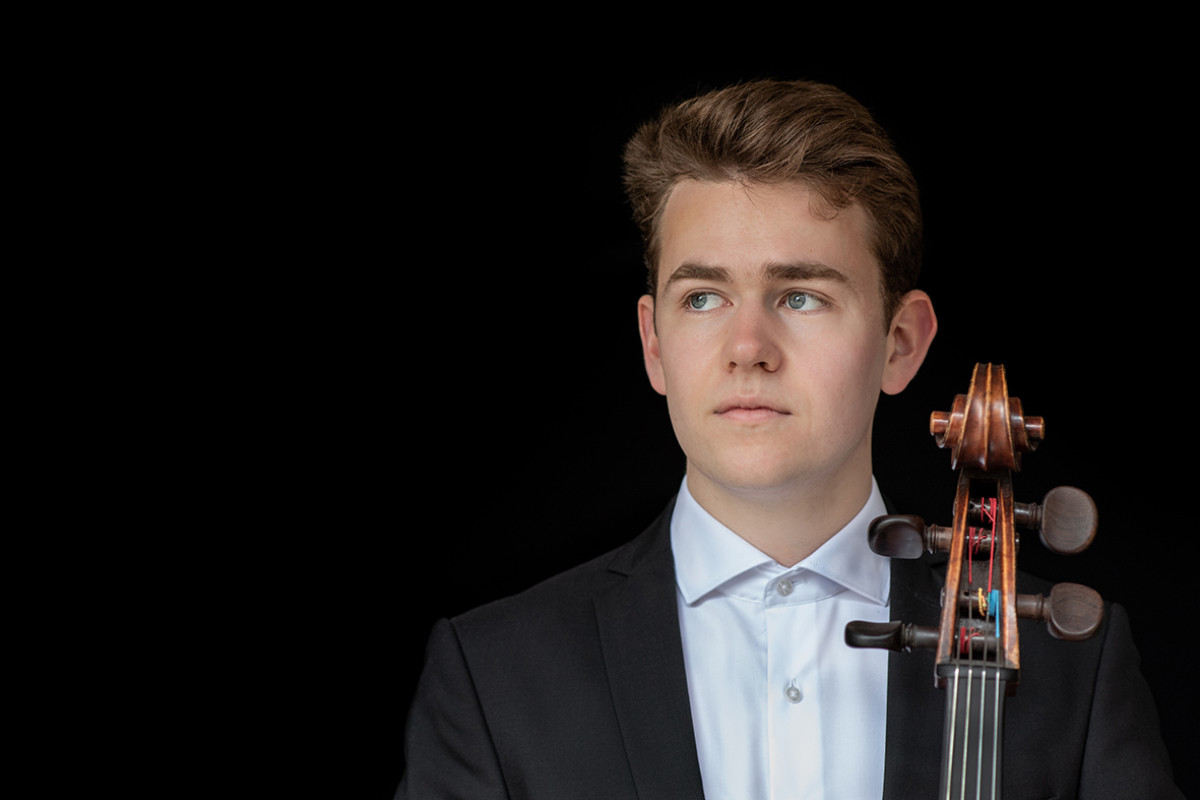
[881,290,938,396]
[637,294,668,396]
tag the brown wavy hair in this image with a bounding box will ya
[622,79,922,325]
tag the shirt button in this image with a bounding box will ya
[785,684,803,703]
[776,578,793,596]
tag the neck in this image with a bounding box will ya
[685,467,873,567]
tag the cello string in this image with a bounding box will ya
[962,513,985,797]
[975,667,987,800]
[980,496,997,799]
[969,495,1005,798]
[961,662,974,800]
[990,667,1002,798]
[962,505,977,800]
[982,491,1005,797]
[944,663,961,800]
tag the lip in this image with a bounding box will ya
[715,402,790,422]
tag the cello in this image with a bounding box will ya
[846,363,1103,799]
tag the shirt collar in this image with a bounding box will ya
[670,476,891,607]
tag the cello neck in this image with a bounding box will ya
[938,664,1012,800]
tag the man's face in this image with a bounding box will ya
[638,179,908,508]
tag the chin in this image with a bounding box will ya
[704,460,816,497]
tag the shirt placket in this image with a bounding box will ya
[764,569,824,800]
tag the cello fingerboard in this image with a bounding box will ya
[938,666,1012,800]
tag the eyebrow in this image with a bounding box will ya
[662,260,850,291]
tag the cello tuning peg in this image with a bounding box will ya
[1014,486,1098,555]
[1016,582,1104,641]
[844,620,940,652]
[868,514,953,558]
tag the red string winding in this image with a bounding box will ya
[981,498,997,596]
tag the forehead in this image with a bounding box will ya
[656,180,880,292]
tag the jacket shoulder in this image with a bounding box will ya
[450,498,676,645]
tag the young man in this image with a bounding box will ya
[399,79,1180,799]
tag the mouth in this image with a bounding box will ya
[715,402,790,422]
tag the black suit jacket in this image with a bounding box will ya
[400,498,1181,799]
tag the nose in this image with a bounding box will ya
[725,303,782,372]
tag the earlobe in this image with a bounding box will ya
[881,290,938,396]
[637,294,668,396]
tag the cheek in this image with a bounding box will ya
[809,333,888,412]
[658,332,707,389]
[660,357,700,422]
[658,345,711,434]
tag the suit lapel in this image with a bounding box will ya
[593,501,706,800]
[883,554,951,799]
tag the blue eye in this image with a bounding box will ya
[687,292,722,311]
[785,292,825,311]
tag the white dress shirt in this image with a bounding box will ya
[670,476,891,800]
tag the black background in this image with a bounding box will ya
[337,34,1195,800]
